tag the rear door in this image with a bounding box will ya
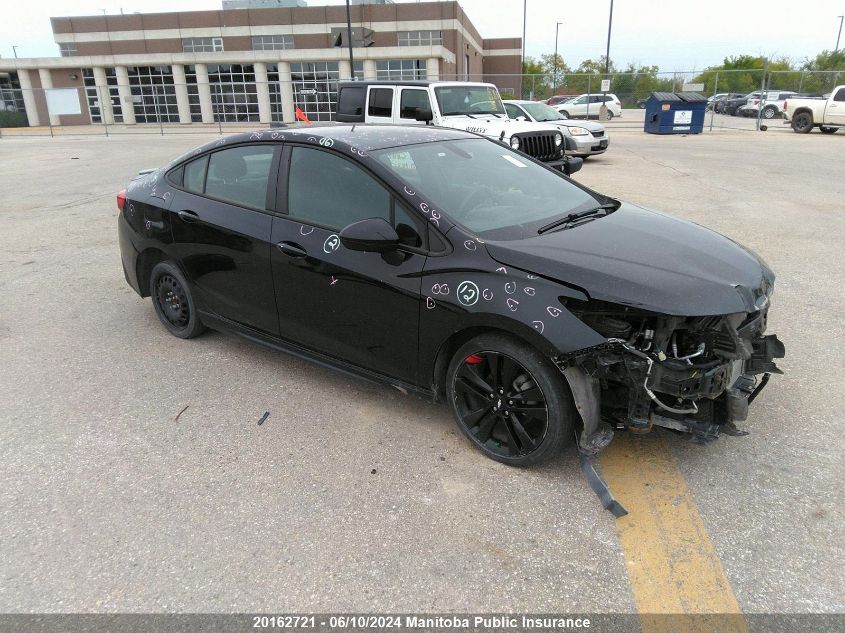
[269,144,428,383]
[827,87,845,126]
[169,143,280,336]
[396,87,431,124]
[365,86,396,124]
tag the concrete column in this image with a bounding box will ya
[92,67,114,125]
[278,61,295,124]
[16,68,40,127]
[338,60,352,80]
[363,59,377,81]
[38,68,60,125]
[171,64,192,124]
[194,63,214,124]
[254,62,271,124]
[114,66,135,125]
[426,58,440,81]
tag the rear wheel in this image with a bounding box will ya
[792,112,813,133]
[604,110,614,120]
[762,105,777,119]
[559,110,571,118]
[819,126,838,134]
[446,333,574,467]
[150,261,206,339]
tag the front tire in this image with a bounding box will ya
[604,110,614,120]
[149,261,206,339]
[792,111,813,133]
[446,333,575,467]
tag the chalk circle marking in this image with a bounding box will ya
[456,281,480,307]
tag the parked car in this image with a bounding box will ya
[556,93,622,120]
[712,93,745,113]
[737,90,797,119]
[723,92,759,116]
[336,80,581,175]
[504,99,609,157]
[117,125,784,467]
[783,85,845,133]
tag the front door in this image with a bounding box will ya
[169,144,280,335]
[828,87,845,126]
[270,145,427,383]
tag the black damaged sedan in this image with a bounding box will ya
[118,125,784,468]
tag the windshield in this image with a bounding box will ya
[434,86,506,116]
[373,139,599,240]
[521,102,564,122]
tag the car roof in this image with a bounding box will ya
[165,124,478,168]
[337,80,496,89]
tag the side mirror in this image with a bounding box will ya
[515,116,527,122]
[414,107,434,123]
[563,156,583,176]
[340,217,399,252]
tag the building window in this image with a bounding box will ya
[0,72,27,123]
[207,64,259,123]
[376,60,426,81]
[182,37,224,53]
[464,53,470,81]
[353,61,364,80]
[265,64,285,122]
[59,42,77,57]
[184,66,203,122]
[252,35,293,51]
[290,62,339,122]
[81,68,123,124]
[127,66,180,123]
[398,31,442,46]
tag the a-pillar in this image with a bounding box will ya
[114,66,135,125]
[194,63,214,124]
[92,67,115,124]
[426,58,440,81]
[171,64,192,124]
[38,68,60,125]
[16,69,40,127]
[254,62,271,124]
[277,61,295,124]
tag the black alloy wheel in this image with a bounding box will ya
[792,112,813,133]
[447,333,574,466]
[150,261,206,339]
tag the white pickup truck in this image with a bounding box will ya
[335,80,583,175]
[783,86,845,133]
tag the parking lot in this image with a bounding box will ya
[0,126,842,621]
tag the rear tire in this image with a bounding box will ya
[149,261,206,339]
[819,126,838,134]
[559,110,570,119]
[446,333,575,467]
[762,105,777,119]
[604,110,614,120]
[792,111,813,134]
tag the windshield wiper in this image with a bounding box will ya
[537,203,617,234]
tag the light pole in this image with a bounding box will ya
[553,22,563,95]
[521,0,527,98]
[836,15,844,52]
[604,0,614,84]
[12,45,19,59]
[345,0,355,74]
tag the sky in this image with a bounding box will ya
[1,0,843,72]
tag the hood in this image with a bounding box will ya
[440,114,563,138]
[547,119,605,133]
[483,203,774,316]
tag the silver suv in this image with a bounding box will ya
[504,100,609,157]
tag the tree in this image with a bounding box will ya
[539,53,571,94]
[522,57,552,100]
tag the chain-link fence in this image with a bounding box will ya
[1,69,842,137]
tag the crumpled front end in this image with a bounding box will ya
[556,294,786,450]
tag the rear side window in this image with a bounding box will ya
[338,87,365,116]
[205,145,275,210]
[834,88,845,102]
[368,88,393,117]
[184,155,208,194]
[399,89,429,119]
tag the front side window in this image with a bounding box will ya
[287,147,390,230]
[834,88,845,102]
[374,139,598,240]
[204,145,275,210]
[399,89,429,119]
[434,85,505,116]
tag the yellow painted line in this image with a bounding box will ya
[600,433,748,633]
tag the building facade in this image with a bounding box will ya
[0,1,521,127]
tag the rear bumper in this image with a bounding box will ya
[118,214,143,296]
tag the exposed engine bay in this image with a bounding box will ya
[555,297,785,516]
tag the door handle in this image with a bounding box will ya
[177,209,199,223]
[277,241,307,258]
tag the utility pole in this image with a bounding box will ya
[836,15,844,52]
[604,0,614,81]
[521,0,527,98]
[553,22,563,95]
[345,0,355,76]
[12,45,19,59]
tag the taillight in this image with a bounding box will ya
[614,101,620,106]
[117,189,126,211]
[783,100,788,110]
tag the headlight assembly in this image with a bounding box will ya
[554,133,563,146]
[510,136,520,150]
[567,126,590,136]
